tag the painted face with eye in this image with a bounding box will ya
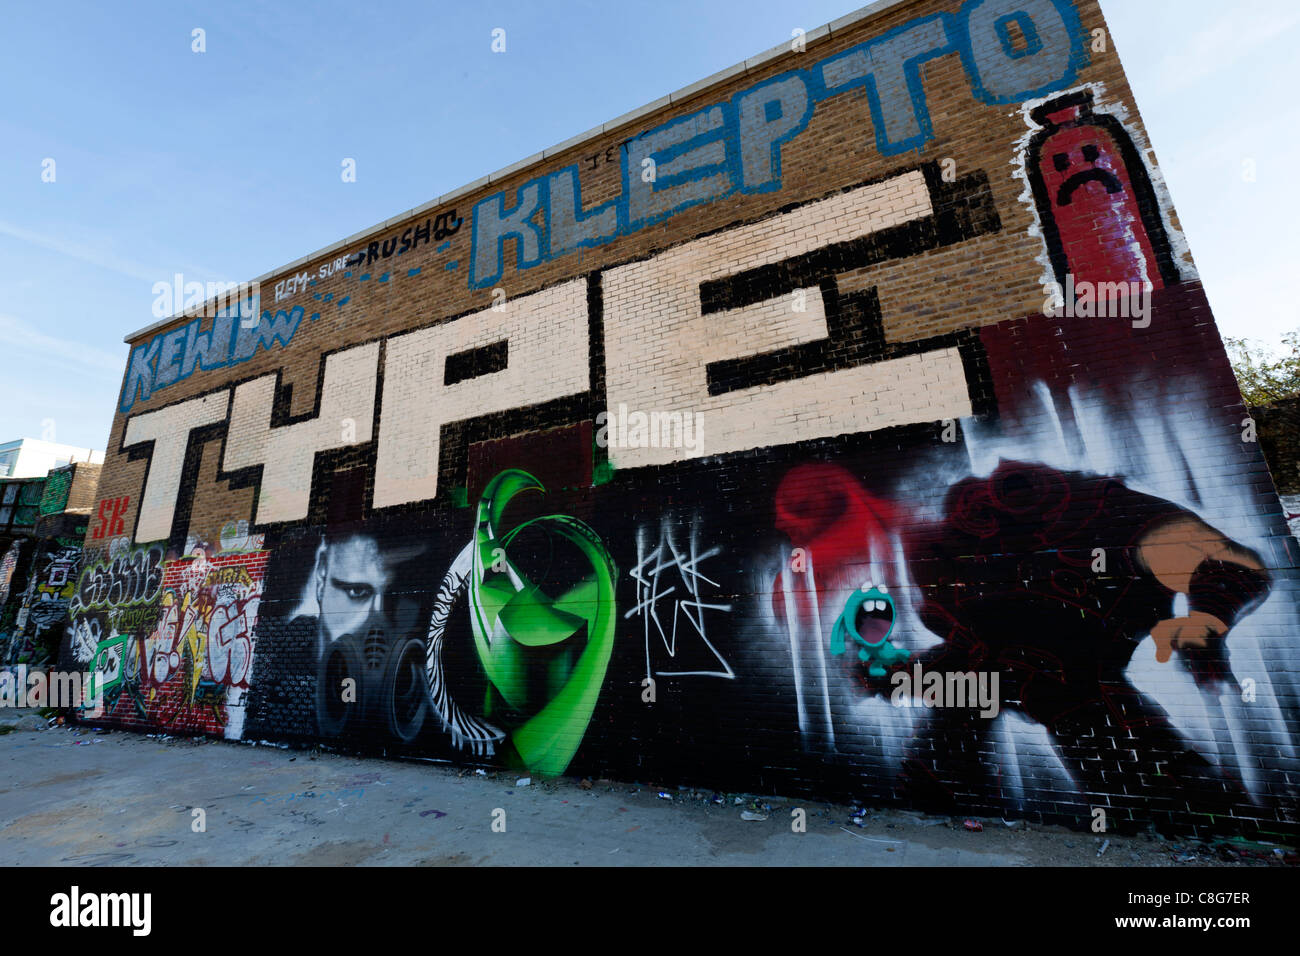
[1047,139,1125,208]
[315,535,393,645]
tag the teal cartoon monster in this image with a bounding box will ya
[830,582,909,678]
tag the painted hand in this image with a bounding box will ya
[1150,612,1227,664]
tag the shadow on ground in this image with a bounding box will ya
[0,715,1291,867]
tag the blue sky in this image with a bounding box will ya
[1,0,1297,450]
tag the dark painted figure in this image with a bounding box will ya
[891,461,1270,829]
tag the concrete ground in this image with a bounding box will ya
[0,713,1291,866]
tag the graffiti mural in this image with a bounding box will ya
[15,546,81,665]
[68,537,266,737]
[3,471,93,664]
[71,544,165,619]
[629,514,734,682]
[1024,86,1183,298]
[430,469,617,774]
[0,539,28,665]
[903,463,1268,814]
[68,0,1300,837]
[244,469,616,777]
[0,540,21,610]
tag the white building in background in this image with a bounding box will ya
[0,439,104,479]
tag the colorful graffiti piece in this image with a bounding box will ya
[830,585,907,677]
[269,469,618,776]
[69,540,266,736]
[464,469,617,775]
[1025,87,1181,295]
[72,545,164,616]
[20,546,81,663]
[65,1,1300,838]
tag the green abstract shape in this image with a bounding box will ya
[592,439,615,487]
[468,469,617,776]
[88,634,128,700]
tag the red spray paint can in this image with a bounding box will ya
[1026,90,1180,299]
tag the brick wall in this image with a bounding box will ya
[64,0,1300,838]
[64,462,102,515]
